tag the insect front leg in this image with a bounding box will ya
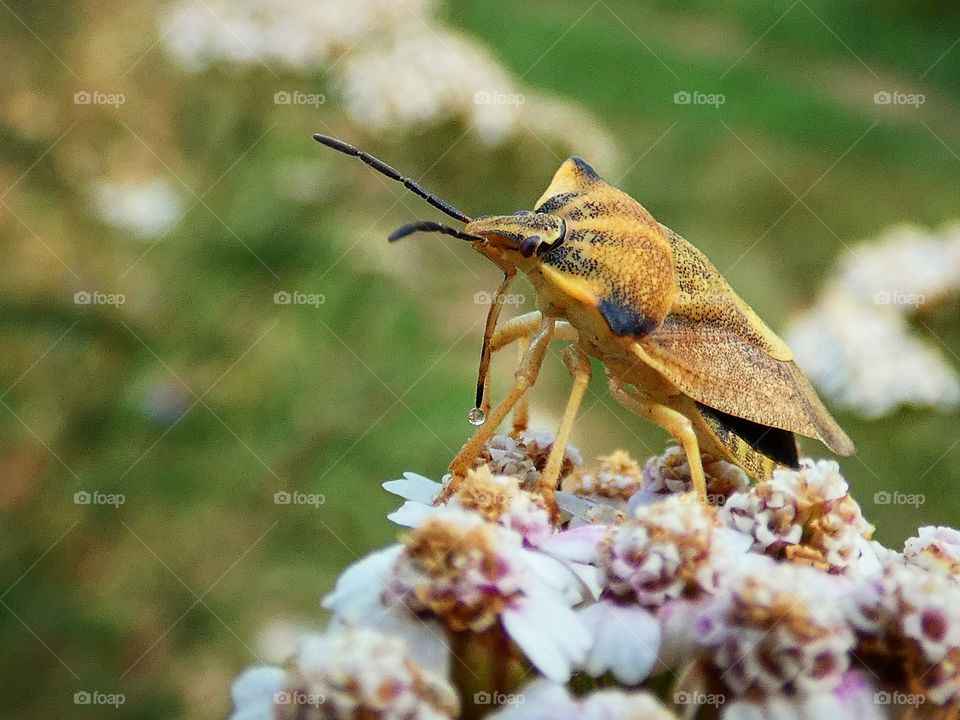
[487,311,577,434]
[608,378,708,501]
[538,344,592,515]
[437,316,557,504]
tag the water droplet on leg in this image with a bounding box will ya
[467,407,486,426]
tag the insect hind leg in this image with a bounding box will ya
[608,379,707,501]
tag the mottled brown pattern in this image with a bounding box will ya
[526,157,854,475]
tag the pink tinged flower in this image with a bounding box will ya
[384,467,554,547]
[487,680,679,720]
[229,627,460,720]
[720,459,874,574]
[698,557,854,697]
[904,525,960,577]
[598,494,732,609]
[577,600,662,684]
[229,665,285,720]
[325,508,590,682]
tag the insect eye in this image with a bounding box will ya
[518,235,541,258]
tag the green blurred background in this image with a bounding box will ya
[2,0,959,717]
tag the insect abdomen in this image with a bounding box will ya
[695,402,800,480]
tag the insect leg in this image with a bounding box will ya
[474,270,517,418]
[512,335,530,434]
[608,379,708,501]
[538,345,592,513]
[490,312,577,352]
[437,316,557,504]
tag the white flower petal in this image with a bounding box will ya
[542,524,610,564]
[229,665,285,720]
[502,597,589,682]
[382,472,442,503]
[387,500,438,527]
[578,601,660,684]
[321,545,401,617]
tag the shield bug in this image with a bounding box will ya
[313,134,855,510]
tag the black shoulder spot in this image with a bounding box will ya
[535,191,579,214]
[598,297,657,337]
[569,157,601,180]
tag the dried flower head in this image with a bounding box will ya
[562,450,643,500]
[721,459,874,573]
[388,511,523,632]
[635,445,749,507]
[598,494,739,608]
[698,557,854,696]
[229,627,459,720]
[849,548,960,705]
[476,430,582,492]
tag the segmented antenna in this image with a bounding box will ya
[313,134,472,223]
[388,221,484,243]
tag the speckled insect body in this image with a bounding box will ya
[315,134,855,508]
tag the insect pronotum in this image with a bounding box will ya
[314,133,855,512]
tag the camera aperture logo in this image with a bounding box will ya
[874,490,925,507]
[74,691,125,707]
[473,91,525,106]
[74,290,125,307]
[873,290,925,307]
[74,490,125,508]
[274,91,325,108]
[874,90,924,108]
[474,691,524,706]
[74,90,125,107]
[473,290,525,306]
[274,490,325,508]
[875,691,925,707]
[674,691,725,707]
[274,290,325,307]
[674,90,725,108]
[274,690,325,707]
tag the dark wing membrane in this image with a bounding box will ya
[636,226,855,456]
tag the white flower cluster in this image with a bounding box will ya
[158,0,618,159]
[229,440,960,720]
[721,459,874,573]
[786,224,960,418]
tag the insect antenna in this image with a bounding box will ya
[313,134,472,223]
[471,271,517,425]
[388,221,484,243]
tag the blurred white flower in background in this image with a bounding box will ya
[159,0,618,165]
[786,224,960,418]
[90,178,184,238]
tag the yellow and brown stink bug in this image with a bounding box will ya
[313,134,855,511]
